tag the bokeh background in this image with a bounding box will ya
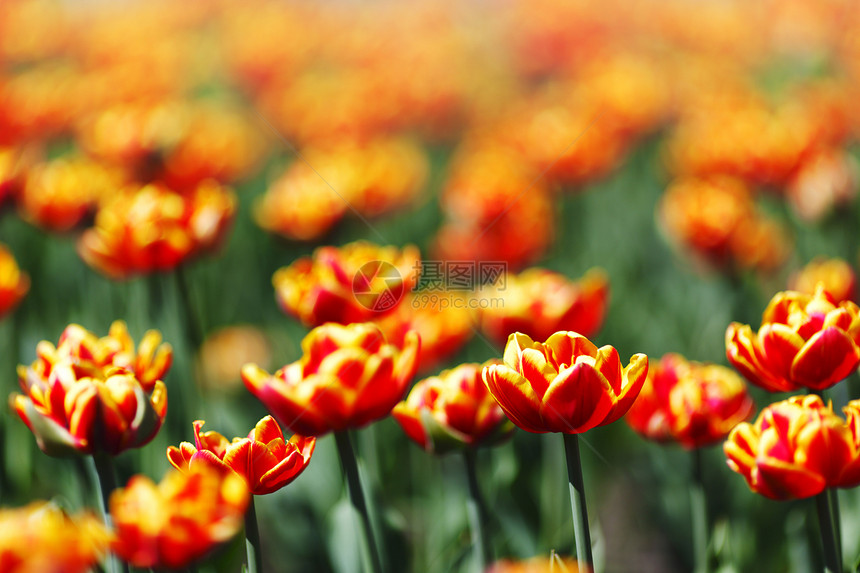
[2,0,860,571]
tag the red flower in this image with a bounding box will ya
[242,322,420,436]
[625,353,754,449]
[483,331,648,434]
[725,395,860,500]
[726,286,860,392]
[167,416,315,495]
[392,361,513,453]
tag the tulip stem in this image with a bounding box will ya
[245,496,264,573]
[334,431,384,573]
[87,453,129,573]
[691,448,709,573]
[815,489,842,572]
[463,449,492,571]
[175,266,204,351]
[562,433,593,569]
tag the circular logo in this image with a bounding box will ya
[352,260,405,313]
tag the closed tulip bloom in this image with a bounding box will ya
[272,240,421,327]
[487,555,586,573]
[393,361,513,454]
[789,257,856,303]
[724,395,860,500]
[167,416,315,495]
[726,285,860,392]
[10,321,170,456]
[110,466,249,570]
[0,244,29,318]
[625,353,754,449]
[478,268,609,347]
[0,502,109,573]
[242,322,420,436]
[482,331,648,434]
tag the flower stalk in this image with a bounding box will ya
[691,448,709,573]
[334,431,383,573]
[87,453,129,573]
[244,496,263,573]
[463,449,491,571]
[814,489,841,573]
[563,433,593,569]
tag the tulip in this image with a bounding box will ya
[0,502,109,573]
[726,286,860,392]
[272,241,421,327]
[77,181,236,280]
[482,331,648,434]
[242,322,420,436]
[486,555,586,573]
[393,361,513,453]
[110,466,249,570]
[478,268,609,347]
[167,416,315,495]
[625,353,754,449]
[789,257,856,304]
[724,395,860,500]
[10,321,170,456]
[0,243,29,318]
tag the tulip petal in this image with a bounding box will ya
[756,323,804,387]
[600,353,649,426]
[754,457,826,500]
[726,323,793,392]
[483,364,545,433]
[791,327,860,390]
[539,362,613,433]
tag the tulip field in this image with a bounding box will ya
[4,1,860,572]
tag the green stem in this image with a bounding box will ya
[87,454,129,573]
[562,433,593,569]
[175,266,204,351]
[245,496,264,573]
[463,449,491,571]
[334,431,383,573]
[691,449,709,573]
[828,488,843,569]
[815,489,841,573]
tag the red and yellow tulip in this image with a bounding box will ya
[726,286,860,392]
[724,395,860,500]
[242,322,420,436]
[393,361,513,453]
[625,353,754,449]
[167,416,315,495]
[0,502,109,573]
[789,257,856,304]
[482,331,648,434]
[10,321,170,455]
[110,466,249,570]
[272,241,420,327]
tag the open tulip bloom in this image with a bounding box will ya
[726,285,860,393]
[243,322,421,573]
[483,331,648,570]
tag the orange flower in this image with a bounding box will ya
[242,322,420,436]
[659,177,790,272]
[167,416,315,495]
[482,331,648,434]
[18,155,127,232]
[726,286,860,392]
[487,555,586,573]
[789,257,856,303]
[253,162,349,241]
[373,289,474,373]
[0,244,29,318]
[393,361,513,453]
[625,353,754,449]
[0,502,109,573]
[110,466,249,570]
[724,395,860,500]
[272,241,420,327]
[195,325,271,392]
[785,148,857,222]
[10,321,170,455]
[77,181,236,280]
[478,268,609,347]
